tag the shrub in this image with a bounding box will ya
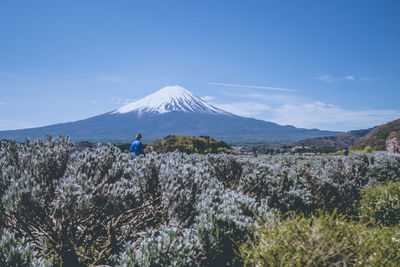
[0,229,51,267]
[359,182,400,226]
[239,159,312,213]
[239,212,400,266]
[306,153,370,214]
[158,152,212,224]
[207,154,242,189]
[368,152,400,183]
[364,145,374,153]
[118,226,202,267]
[194,187,264,266]
[1,138,166,266]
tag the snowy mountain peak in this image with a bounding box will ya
[113,85,229,116]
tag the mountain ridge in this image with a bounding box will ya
[289,128,373,149]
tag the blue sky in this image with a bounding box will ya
[1,0,399,131]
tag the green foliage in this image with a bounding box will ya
[207,154,243,188]
[0,229,51,267]
[0,137,166,266]
[194,187,264,266]
[388,130,400,140]
[119,227,202,267]
[363,145,374,153]
[369,152,400,183]
[148,135,235,154]
[239,212,400,266]
[359,182,400,226]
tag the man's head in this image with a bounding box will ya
[136,133,143,140]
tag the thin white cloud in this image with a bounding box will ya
[212,102,272,117]
[0,102,5,105]
[0,120,40,131]
[24,68,69,78]
[91,100,101,104]
[201,95,215,101]
[270,102,400,131]
[315,74,336,82]
[245,93,307,104]
[207,82,299,92]
[359,77,379,81]
[111,97,137,105]
[98,75,126,83]
[211,92,400,131]
[316,74,376,82]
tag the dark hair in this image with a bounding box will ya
[136,133,142,140]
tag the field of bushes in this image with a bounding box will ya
[1,136,399,266]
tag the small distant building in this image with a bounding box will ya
[386,136,400,153]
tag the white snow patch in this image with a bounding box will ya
[113,85,229,116]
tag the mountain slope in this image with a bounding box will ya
[0,86,342,143]
[351,119,400,151]
[289,128,373,149]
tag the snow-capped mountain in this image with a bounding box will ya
[114,85,229,116]
[0,85,342,143]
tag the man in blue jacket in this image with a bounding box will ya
[129,133,145,157]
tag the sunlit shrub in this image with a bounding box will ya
[359,182,400,226]
[239,212,400,266]
[364,145,374,153]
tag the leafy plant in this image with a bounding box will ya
[359,182,400,226]
[239,212,400,266]
[0,229,51,267]
[119,226,202,267]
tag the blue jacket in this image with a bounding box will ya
[129,139,145,157]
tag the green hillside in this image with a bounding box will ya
[289,128,372,150]
[146,135,235,154]
[351,119,400,151]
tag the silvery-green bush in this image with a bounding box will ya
[368,152,400,183]
[157,152,212,224]
[0,229,51,267]
[239,158,312,213]
[0,137,167,265]
[119,226,202,267]
[193,186,265,266]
